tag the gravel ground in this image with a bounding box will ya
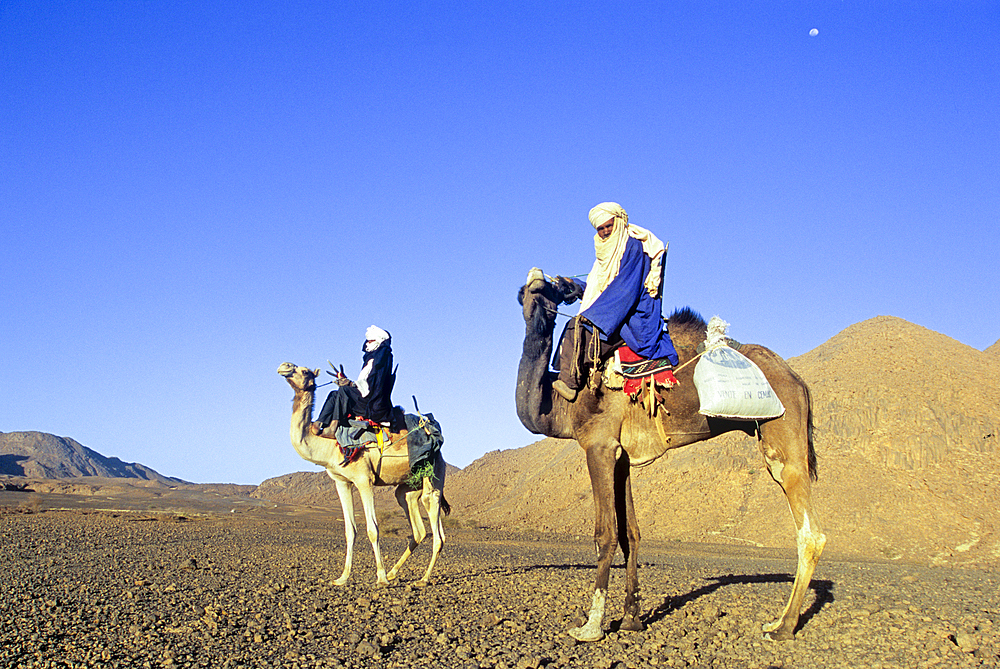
[2,508,997,669]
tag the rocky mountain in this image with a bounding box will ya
[0,431,184,484]
[986,337,1000,357]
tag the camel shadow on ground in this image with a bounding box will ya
[443,562,833,636]
[639,572,834,635]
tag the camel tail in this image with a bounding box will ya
[440,494,451,516]
[800,370,819,482]
[807,400,818,482]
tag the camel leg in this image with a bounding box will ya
[569,439,619,642]
[386,487,426,582]
[759,425,827,640]
[417,475,446,585]
[615,454,643,632]
[330,477,357,586]
[355,478,390,585]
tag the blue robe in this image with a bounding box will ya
[579,236,678,364]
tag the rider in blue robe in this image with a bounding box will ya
[552,202,677,401]
[578,235,678,362]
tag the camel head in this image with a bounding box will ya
[277,362,321,393]
[517,268,583,329]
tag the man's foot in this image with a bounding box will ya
[310,422,326,436]
[553,380,578,402]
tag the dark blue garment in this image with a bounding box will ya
[358,339,394,423]
[316,338,394,427]
[579,236,679,364]
[404,412,444,473]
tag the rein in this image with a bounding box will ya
[541,303,578,319]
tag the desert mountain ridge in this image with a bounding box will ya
[0,431,186,484]
[986,337,1000,357]
[5,315,999,567]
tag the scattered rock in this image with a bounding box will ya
[1,509,997,669]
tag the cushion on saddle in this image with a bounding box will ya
[334,418,384,450]
[617,345,679,395]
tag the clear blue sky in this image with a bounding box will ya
[3,2,997,484]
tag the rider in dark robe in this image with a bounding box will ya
[312,325,394,434]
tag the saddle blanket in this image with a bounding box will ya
[616,346,679,396]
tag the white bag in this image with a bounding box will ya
[693,317,785,420]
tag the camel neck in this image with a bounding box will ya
[289,390,326,464]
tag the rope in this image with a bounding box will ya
[587,321,601,390]
[543,272,588,281]
[572,316,583,383]
[672,350,704,375]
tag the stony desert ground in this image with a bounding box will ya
[2,487,997,669]
[4,317,999,668]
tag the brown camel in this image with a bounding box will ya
[516,268,825,641]
[277,362,449,586]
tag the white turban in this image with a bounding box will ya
[364,325,390,352]
[588,202,622,229]
[580,203,666,312]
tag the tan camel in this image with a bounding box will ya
[516,269,825,641]
[277,362,449,586]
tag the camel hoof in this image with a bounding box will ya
[332,577,348,587]
[761,621,794,641]
[413,580,429,588]
[618,617,643,632]
[568,625,604,643]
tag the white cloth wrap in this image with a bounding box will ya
[580,202,666,312]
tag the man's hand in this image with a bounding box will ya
[334,363,354,387]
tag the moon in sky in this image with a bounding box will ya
[809,28,819,36]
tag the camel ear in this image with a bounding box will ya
[314,368,321,377]
[517,285,526,306]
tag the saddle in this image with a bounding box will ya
[562,318,678,411]
[600,345,679,408]
[331,417,389,466]
[616,346,679,396]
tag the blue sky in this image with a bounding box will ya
[3,1,997,484]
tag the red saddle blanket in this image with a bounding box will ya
[617,346,679,396]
